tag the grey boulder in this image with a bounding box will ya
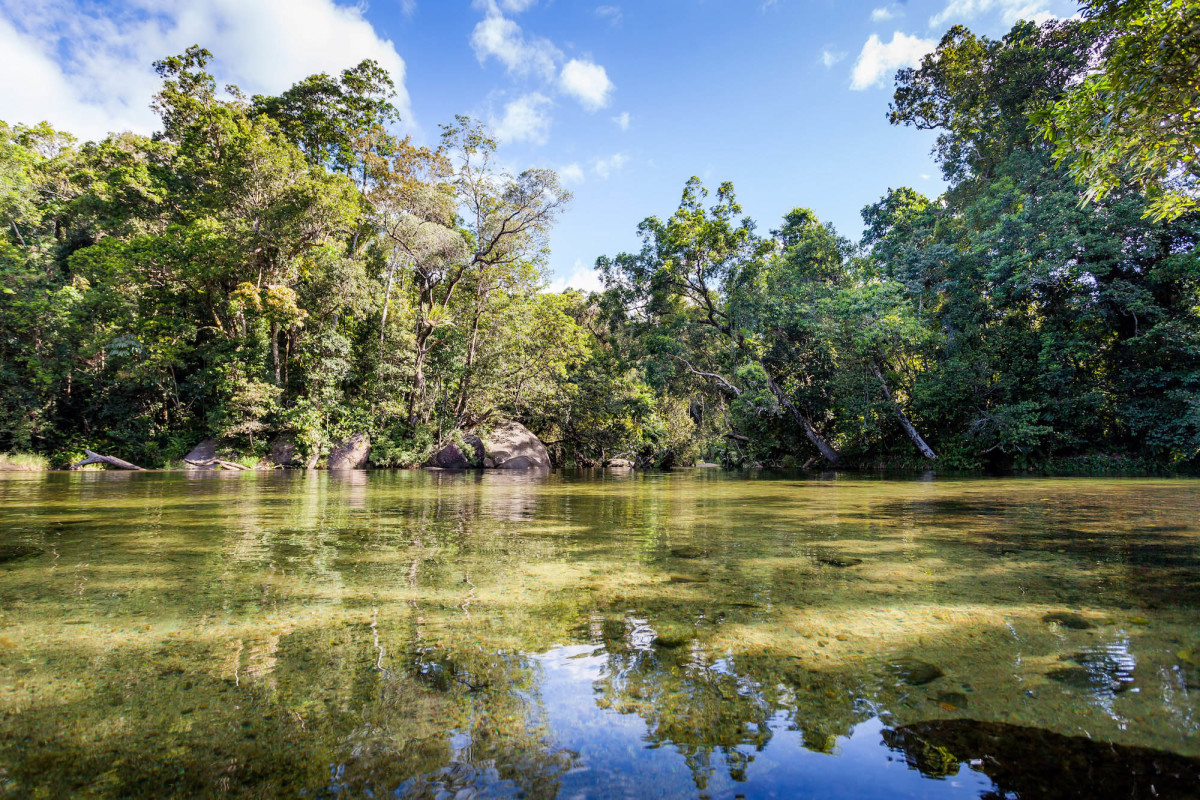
[328,433,370,469]
[484,421,551,470]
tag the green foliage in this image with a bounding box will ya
[2,20,1196,474]
[591,14,1198,471]
[0,452,50,471]
[0,49,610,468]
[1037,0,1200,220]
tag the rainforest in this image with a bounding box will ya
[1,3,1198,474]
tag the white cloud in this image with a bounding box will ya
[400,0,417,16]
[595,5,622,25]
[870,6,902,21]
[0,0,412,141]
[930,0,1056,27]
[559,59,614,112]
[850,31,937,91]
[471,9,560,80]
[499,0,537,11]
[493,92,553,145]
[550,259,605,293]
[592,152,628,180]
[613,111,630,130]
[559,162,585,184]
[820,49,847,68]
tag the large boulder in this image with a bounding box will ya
[183,438,218,470]
[426,442,470,470]
[269,436,299,467]
[426,434,486,469]
[327,433,370,469]
[483,421,551,470]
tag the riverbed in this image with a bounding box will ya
[0,469,1197,798]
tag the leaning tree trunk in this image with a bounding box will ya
[71,450,144,470]
[765,374,840,465]
[871,362,936,460]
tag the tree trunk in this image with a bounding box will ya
[71,450,144,470]
[379,259,397,355]
[870,362,936,459]
[271,321,281,384]
[408,339,429,427]
[454,306,484,422]
[764,373,840,465]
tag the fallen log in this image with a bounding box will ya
[72,449,144,471]
[183,457,253,471]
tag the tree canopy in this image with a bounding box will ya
[1,10,1197,472]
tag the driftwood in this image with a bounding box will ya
[183,457,254,471]
[72,449,144,471]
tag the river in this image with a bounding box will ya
[0,469,1197,798]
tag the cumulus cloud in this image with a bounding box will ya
[559,162,585,184]
[930,0,1057,27]
[612,111,630,130]
[549,259,605,293]
[493,92,553,145]
[871,5,902,21]
[471,10,560,80]
[559,59,614,112]
[850,31,936,90]
[821,48,847,68]
[0,0,412,141]
[470,2,616,132]
[592,152,628,179]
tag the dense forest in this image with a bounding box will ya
[1,1,1197,471]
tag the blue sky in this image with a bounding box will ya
[0,0,1078,290]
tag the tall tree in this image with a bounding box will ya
[1038,0,1200,221]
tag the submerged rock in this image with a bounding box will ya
[1047,646,1137,693]
[882,718,1200,798]
[815,554,864,568]
[0,545,42,564]
[653,634,690,649]
[934,691,970,709]
[887,657,944,686]
[1045,666,1130,692]
[668,546,705,560]
[327,433,370,469]
[668,574,710,584]
[1043,612,1095,630]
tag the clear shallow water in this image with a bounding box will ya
[0,469,1198,799]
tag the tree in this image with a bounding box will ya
[600,179,843,464]
[1037,0,1199,221]
[375,117,569,427]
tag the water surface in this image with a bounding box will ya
[1,470,1198,798]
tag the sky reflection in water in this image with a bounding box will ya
[0,469,1197,798]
